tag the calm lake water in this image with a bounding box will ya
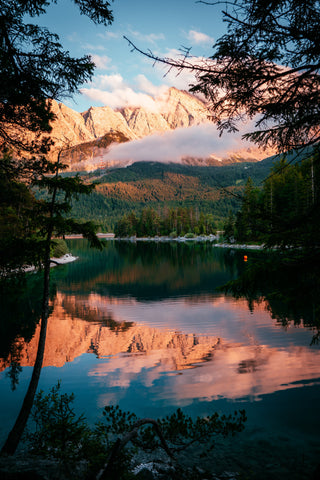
[0,240,319,478]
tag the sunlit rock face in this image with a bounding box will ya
[11,87,275,170]
[47,87,211,168]
[160,87,209,129]
[82,105,136,141]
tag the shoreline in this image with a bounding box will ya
[22,253,78,273]
[62,233,115,239]
[63,233,265,250]
[111,235,264,249]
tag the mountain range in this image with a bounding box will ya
[47,87,274,171]
[25,87,278,229]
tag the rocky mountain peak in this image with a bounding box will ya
[44,87,212,169]
[24,87,273,171]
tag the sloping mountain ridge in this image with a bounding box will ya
[68,157,276,230]
[47,87,275,171]
[50,87,209,164]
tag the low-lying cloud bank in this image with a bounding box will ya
[102,122,267,165]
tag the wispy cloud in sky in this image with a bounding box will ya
[81,73,169,110]
[134,74,168,97]
[82,43,106,51]
[187,30,214,45]
[97,31,121,40]
[128,29,165,44]
[91,54,112,70]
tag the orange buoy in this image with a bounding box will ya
[244,255,248,262]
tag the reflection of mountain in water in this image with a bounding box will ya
[0,293,220,372]
[1,292,320,403]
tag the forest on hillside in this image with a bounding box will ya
[68,157,277,231]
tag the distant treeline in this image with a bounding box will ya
[114,206,217,237]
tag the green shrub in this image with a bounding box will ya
[51,239,68,258]
[25,383,246,480]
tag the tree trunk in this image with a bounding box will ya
[0,157,59,456]
[0,253,51,455]
[96,418,175,480]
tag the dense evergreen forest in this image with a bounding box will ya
[225,154,320,250]
[68,156,278,231]
[114,206,217,237]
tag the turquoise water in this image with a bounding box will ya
[0,240,319,478]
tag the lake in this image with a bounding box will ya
[0,240,319,478]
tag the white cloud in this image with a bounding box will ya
[129,29,165,44]
[134,74,168,97]
[151,48,212,92]
[91,54,112,70]
[103,123,245,163]
[187,30,214,45]
[97,30,121,40]
[94,73,125,90]
[81,73,170,111]
[82,43,106,51]
[81,86,159,111]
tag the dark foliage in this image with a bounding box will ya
[114,206,217,237]
[221,251,320,345]
[126,1,320,154]
[25,383,246,480]
[228,153,320,252]
[0,0,114,456]
[0,0,113,153]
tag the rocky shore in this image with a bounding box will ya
[0,451,240,480]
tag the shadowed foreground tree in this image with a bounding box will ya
[0,149,103,456]
[0,0,113,154]
[23,384,246,480]
[0,0,114,456]
[225,154,320,252]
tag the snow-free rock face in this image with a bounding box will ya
[82,105,137,140]
[119,106,170,137]
[17,87,273,170]
[49,101,94,146]
[52,87,208,145]
[161,87,209,128]
[44,87,210,168]
[117,88,208,136]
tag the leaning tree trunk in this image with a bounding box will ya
[0,250,52,455]
[0,158,60,456]
[96,418,175,480]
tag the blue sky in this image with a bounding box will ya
[33,1,274,163]
[36,0,226,113]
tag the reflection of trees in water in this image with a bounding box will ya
[0,275,44,362]
[0,275,57,393]
[61,240,242,300]
[115,240,226,268]
[62,296,134,332]
[5,355,22,391]
[222,253,320,342]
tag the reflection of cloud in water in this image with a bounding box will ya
[2,292,319,409]
[77,292,314,348]
[92,343,320,407]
